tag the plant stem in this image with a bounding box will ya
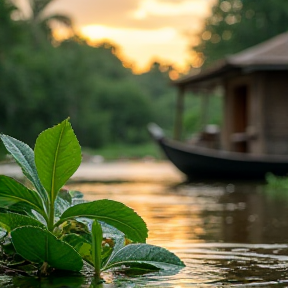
[40,262,49,276]
[89,277,104,287]
[92,220,103,279]
[48,201,54,231]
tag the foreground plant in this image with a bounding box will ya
[0,118,184,282]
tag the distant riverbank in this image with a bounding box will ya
[0,160,184,183]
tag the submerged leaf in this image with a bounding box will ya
[11,226,83,271]
[0,134,48,205]
[57,199,148,243]
[34,118,81,204]
[103,243,185,272]
[0,212,45,232]
[0,176,45,218]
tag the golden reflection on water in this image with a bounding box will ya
[67,173,288,286]
[67,181,222,248]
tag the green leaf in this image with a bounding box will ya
[0,227,6,240]
[0,212,45,232]
[58,189,72,205]
[11,226,83,271]
[0,135,48,206]
[0,176,45,218]
[101,222,125,267]
[3,202,40,216]
[103,243,185,272]
[62,234,93,265]
[34,118,81,204]
[54,196,71,219]
[69,190,84,199]
[56,219,90,238]
[57,200,148,243]
[27,210,47,226]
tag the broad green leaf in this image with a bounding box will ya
[0,212,45,232]
[103,243,185,272]
[11,226,83,271]
[57,200,148,243]
[0,134,47,205]
[34,118,81,204]
[4,201,41,216]
[0,176,45,218]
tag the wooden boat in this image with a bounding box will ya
[148,123,288,180]
[149,33,288,180]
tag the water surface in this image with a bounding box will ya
[3,161,288,287]
[66,166,288,287]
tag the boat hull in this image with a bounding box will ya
[148,124,288,180]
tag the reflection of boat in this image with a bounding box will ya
[148,123,288,180]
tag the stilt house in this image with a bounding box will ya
[173,32,288,155]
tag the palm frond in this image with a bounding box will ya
[30,0,54,20]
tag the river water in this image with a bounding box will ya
[68,161,288,287]
[2,161,288,287]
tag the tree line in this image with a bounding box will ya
[193,0,288,67]
[1,0,287,157]
[0,0,177,152]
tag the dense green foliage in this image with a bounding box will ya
[1,0,287,155]
[194,0,288,66]
[0,119,185,280]
[0,1,176,152]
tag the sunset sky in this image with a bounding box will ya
[16,0,215,73]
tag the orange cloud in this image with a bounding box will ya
[14,0,215,72]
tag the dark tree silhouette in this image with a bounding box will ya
[193,0,288,66]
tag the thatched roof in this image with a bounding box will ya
[174,32,288,88]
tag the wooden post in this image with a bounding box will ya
[174,86,185,140]
[200,91,210,131]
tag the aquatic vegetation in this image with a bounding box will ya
[266,172,288,190]
[264,172,288,202]
[0,118,184,283]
